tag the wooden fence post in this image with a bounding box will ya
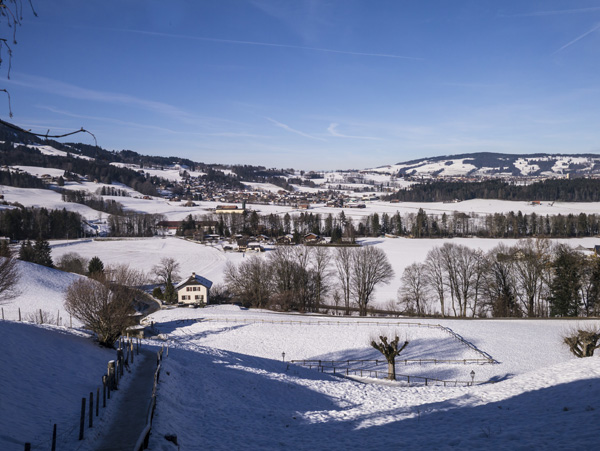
[18,308,21,321]
[89,392,93,428]
[1,307,4,320]
[24,444,30,451]
[79,397,86,440]
[108,360,115,391]
[96,387,100,416]
[39,309,43,324]
[51,424,57,451]
[103,376,107,406]
[57,310,60,326]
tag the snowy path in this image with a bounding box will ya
[94,350,156,451]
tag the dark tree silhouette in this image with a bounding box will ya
[371,335,409,381]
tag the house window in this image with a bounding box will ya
[186,287,191,292]
[195,295,201,300]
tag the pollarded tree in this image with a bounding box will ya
[564,327,600,357]
[371,335,409,380]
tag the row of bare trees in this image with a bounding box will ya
[398,239,600,318]
[224,245,394,315]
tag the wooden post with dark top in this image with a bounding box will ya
[89,392,93,428]
[79,397,86,440]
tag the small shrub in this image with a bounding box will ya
[563,326,600,358]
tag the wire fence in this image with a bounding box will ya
[187,316,497,362]
[296,364,492,387]
[134,345,165,451]
[20,336,142,451]
[1,307,73,328]
[291,357,494,367]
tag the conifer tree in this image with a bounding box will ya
[88,256,105,275]
[549,245,582,317]
[18,240,35,263]
[33,238,53,267]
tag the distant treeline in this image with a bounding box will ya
[61,190,126,215]
[0,206,83,240]
[0,168,46,189]
[388,178,600,202]
[181,208,600,241]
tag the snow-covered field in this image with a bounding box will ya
[145,306,600,450]
[50,236,600,309]
[2,259,600,450]
[4,161,600,450]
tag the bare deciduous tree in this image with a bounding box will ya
[351,246,394,316]
[564,326,600,357]
[513,238,552,317]
[0,254,20,303]
[423,247,446,317]
[398,262,429,316]
[371,334,409,380]
[482,244,521,317]
[335,247,353,315]
[312,245,332,311]
[152,257,181,304]
[65,265,144,347]
[224,256,271,308]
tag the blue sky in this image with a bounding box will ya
[3,1,600,170]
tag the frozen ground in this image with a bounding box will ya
[145,306,600,450]
[2,262,600,450]
[50,236,600,309]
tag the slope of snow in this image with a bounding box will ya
[0,186,104,220]
[50,236,600,310]
[145,306,600,450]
[1,260,83,326]
[23,143,94,161]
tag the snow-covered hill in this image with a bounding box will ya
[144,306,600,450]
[371,152,600,178]
[3,258,600,450]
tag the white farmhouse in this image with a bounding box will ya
[176,272,213,305]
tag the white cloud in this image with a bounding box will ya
[266,117,326,141]
[327,123,381,140]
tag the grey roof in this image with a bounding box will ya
[175,273,213,290]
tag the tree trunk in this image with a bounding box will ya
[387,360,396,381]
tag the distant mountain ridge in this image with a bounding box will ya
[372,152,600,178]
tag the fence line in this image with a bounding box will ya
[291,357,494,366]
[305,365,493,387]
[134,346,165,451]
[22,336,142,451]
[0,308,72,328]
[192,317,444,329]
[189,317,496,362]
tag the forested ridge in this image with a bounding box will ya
[388,178,600,202]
